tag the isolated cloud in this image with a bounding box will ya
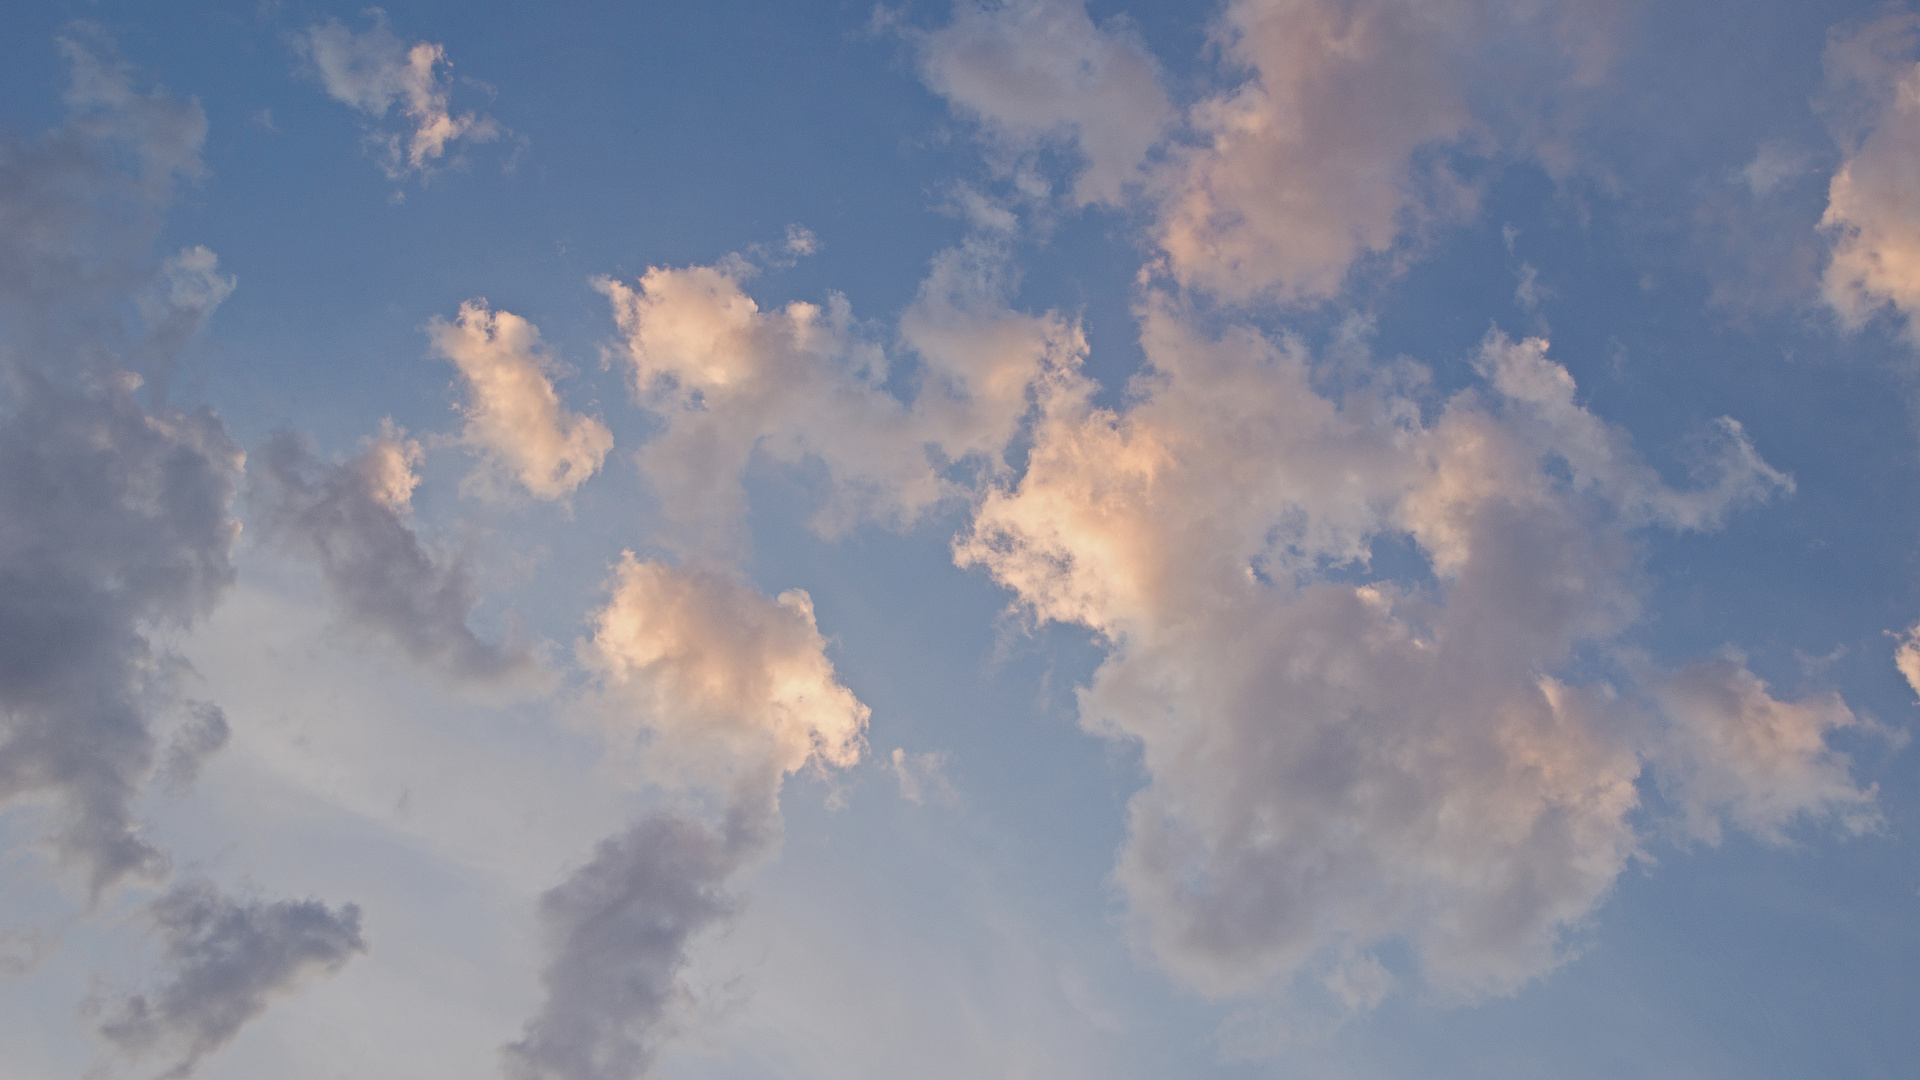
[0,36,243,898]
[298,12,500,179]
[1819,10,1920,340]
[510,558,870,1078]
[1654,657,1879,844]
[956,297,1835,1001]
[503,811,749,1080]
[909,0,1633,305]
[910,0,1174,206]
[252,428,536,680]
[431,300,613,501]
[96,881,366,1079]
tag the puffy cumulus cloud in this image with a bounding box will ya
[252,427,538,682]
[597,232,1081,555]
[1819,10,1920,340]
[0,36,244,898]
[1654,657,1880,845]
[509,558,869,1079]
[909,0,1174,206]
[297,11,501,180]
[430,300,613,502]
[578,555,868,796]
[956,298,1841,1002]
[94,880,366,1079]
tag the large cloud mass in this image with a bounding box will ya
[955,298,1859,999]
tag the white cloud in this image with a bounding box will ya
[1653,656,1880,844]
[910,0,1174,206]
[430,300,613,502]
[1819,10,1920,340]
[954,295,1843,1003]
[595,263,936,556]
[298,12,501,180]
[578,556,868,796]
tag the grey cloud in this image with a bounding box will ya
[95,880,366,1079]
[251,431,537,682]
[503,810,762,1080]
[0,36,243,898]
[157,702,231,794]
[0,380,242,897]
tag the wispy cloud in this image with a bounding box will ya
[297,10,502,180]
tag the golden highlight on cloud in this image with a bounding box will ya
[1821,10,1920,340]
[431,300,613,502]
[957,297,1835,1001]
[298,11,501,179]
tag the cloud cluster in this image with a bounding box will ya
[298,12,501,179]
[252,427,537,681]
[431,300,613,502]
[508,557,869,1078]
[954,299,1855,1000]
[1819,10,1920,340]
[0,35,366,1077]
[95,881,366,1079]
[595,230,1076,554]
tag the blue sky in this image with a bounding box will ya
[1,2,1918,1078]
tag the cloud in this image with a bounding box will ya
[954,295,1846,1002]
[502,811,749,1080]
[94,880,366,1079]
[1818,10,1920,341]
[1653,656,1881,844]
[890,748,957,806]
[0,35,244,899]
[596,229,1082,556]
[509,558,870,1078]
[577,556,868,795]
[430,300,613,502]
[1898,624,1920,699]
[156,701,231,794]
[909,0,1174,206]
[251,427,538,681]
[297,11,501,180]
[595,263,935,555]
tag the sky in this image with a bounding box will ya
[1,1,1919,1078]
